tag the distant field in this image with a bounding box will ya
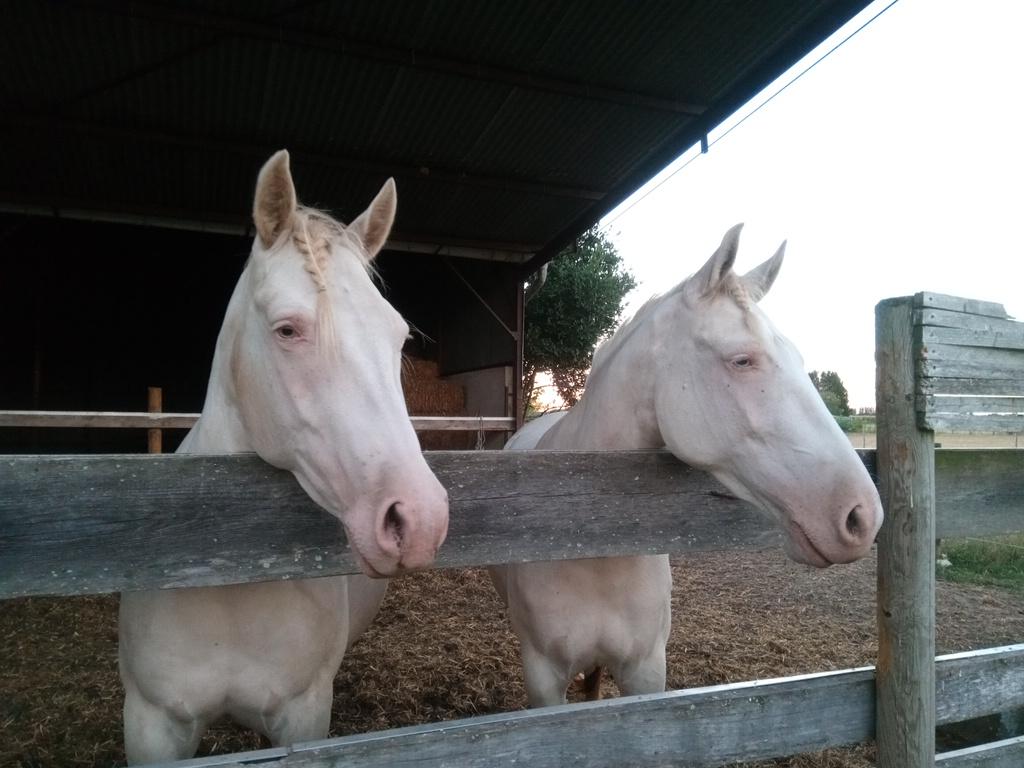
[845,428,1024,593]
[846,432,1022,450]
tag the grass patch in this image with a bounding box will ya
[939,534,1024,594]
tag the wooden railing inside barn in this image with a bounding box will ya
[1,292,1023,767]
[0,411,516,433]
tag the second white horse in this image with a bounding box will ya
[490,225,882,706]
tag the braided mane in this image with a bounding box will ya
[589,270,757,380]
[285,206,372,355]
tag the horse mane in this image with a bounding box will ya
[588,293,663,376]
[588,270,755,379]
[718,273,754,312]
[290,206,375,280]
[278,205,376,355]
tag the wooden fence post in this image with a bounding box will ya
[147,386,163,454]
[875,297,936,767]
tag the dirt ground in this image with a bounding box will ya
[4,551,1024,768]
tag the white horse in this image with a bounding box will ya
[490,224,883,707]
[118,151,449,763]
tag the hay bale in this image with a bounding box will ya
[402,359,465,417]
[401,358,475,450]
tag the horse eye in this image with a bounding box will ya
[276,325,297,339]
[732,355,753,368]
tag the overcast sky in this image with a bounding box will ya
[602,0,1024,409]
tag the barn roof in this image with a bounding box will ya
[1,0,872,270]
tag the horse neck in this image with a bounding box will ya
[541,308,662,451]
[178,271,253,455]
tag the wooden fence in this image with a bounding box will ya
[1,292,1023,766]
[876,292,1024,768]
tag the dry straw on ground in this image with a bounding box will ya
[4,550,1024,767]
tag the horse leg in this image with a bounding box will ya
[265,677,333,747]
[521,644,570,707]
[612,647,667,697]
[123,682,204,765]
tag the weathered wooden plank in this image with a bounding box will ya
[876,296,936,768]
[919,344,1024,382]
[148,387,164,454]
[164,667,879,768]
[923,413,1024,433]
[920,325,1024,352]
[0,451,785,598]
[915,308,1021,335]
[915,293,1009,319]
[936,645,1024,724]
[4,447,1022,597]
[148,747,289,768]
[919,393,1024,430]
[411,416,515,432]
[918,377,1024,397]
[0,410,200,429]
[936,737,1024,767]
[149,645,1024,768]
[3,447,1021,598]
[935,451,1024,538]
[0,411,515,432]
[919,396,1024,415]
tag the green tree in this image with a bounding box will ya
[809,370,852,416]
[524,228,636,417]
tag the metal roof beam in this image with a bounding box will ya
[0,201,252,237]
[386,239,535,264]
[75,0,707,116]
[5,115,604,201]
[55,0,328,112]
[0,201,538,261]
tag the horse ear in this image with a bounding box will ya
[688,223,742,299]
[742,241,786,302]
[253,150,297,249]
[349,178,397,260]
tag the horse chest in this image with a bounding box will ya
[508,556,671,666]
[121,579,352,714]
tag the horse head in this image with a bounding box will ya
[653,224,882,566]
[226,150,449,576]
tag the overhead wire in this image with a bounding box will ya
[603,0,902,231]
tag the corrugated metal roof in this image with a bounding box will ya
[0,0,873,266]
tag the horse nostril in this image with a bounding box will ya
[845,505,863,538]
[384,502,405,551]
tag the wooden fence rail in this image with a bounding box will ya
[0,410,516,432]
[132,645,1024,768]
[0,450,765,597]
[4,449,1024,599]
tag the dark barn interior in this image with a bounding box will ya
[0,213,519,452]
[0,0,873,453]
